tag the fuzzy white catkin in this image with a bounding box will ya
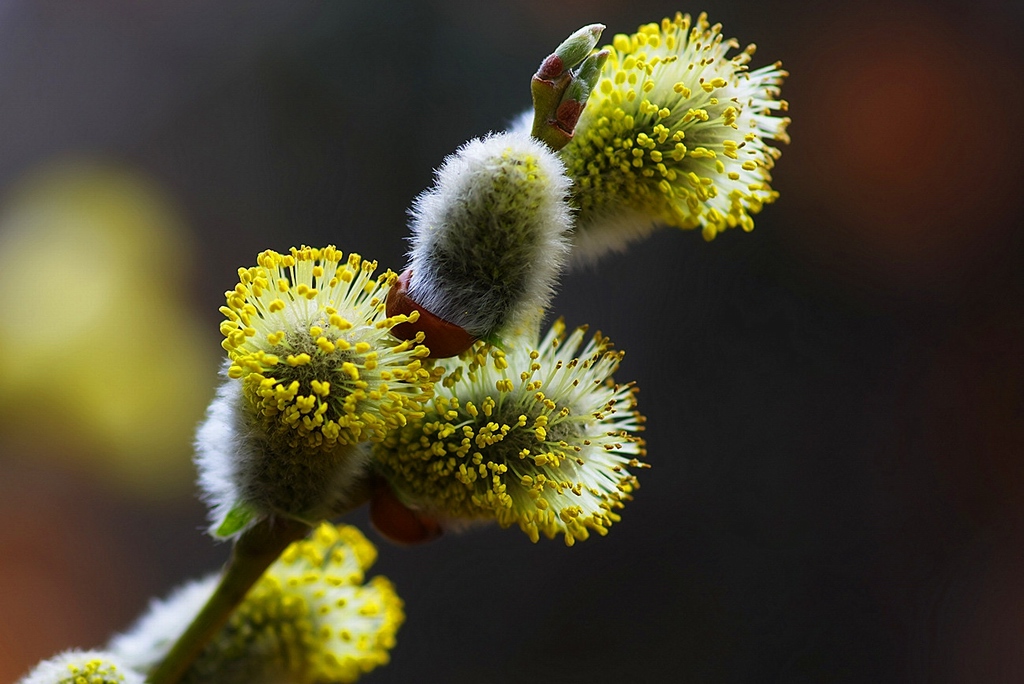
[108,576,218,674]
[193,376,244,536]
[18,650,144,684]
[406,130,573,339]
[194,369,370,538]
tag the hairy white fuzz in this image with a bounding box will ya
[194,370,371,538]
[406,130,573,339]
[18,650,143,684]
[108,577,217,674]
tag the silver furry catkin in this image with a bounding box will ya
[399,130,573,344]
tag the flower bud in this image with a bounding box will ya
[555,49,610,133]
[531,24,606,150]
[536,23,605,80]
[393,131,572,348]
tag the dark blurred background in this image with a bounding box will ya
[1,1,1022,682]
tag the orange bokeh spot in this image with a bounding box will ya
[786,4,1024,286]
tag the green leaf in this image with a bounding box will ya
[215,502,257,537]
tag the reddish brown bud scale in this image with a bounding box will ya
[369,481,443,545]
[385,269,476,359]
[555,99,585,134]
[536,54,565,80]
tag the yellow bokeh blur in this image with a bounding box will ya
[0,160,217,497]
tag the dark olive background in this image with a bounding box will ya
[1,1,1022,682]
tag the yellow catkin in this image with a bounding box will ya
[374,321,647,545]
[560,12,790,241]
[220,246,440,451]
[194,523,403,684]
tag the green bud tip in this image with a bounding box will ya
[537,23,605,80]
[561,49,610,106]
[555,49,610,134]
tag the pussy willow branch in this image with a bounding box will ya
[146,472,374,684]
[145,516,311,684]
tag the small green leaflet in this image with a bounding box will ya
[215,501,257,537]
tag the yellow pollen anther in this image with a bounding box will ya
[219,245,435,449]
